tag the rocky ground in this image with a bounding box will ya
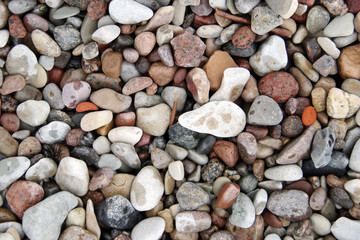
[0,0,360,239]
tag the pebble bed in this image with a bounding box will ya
[0,0,360,239]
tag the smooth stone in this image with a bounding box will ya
[178,101,246,138]
[109,0,154,24]
[80,110,113,132]
[293,52,319,82]
[131,217,165,240]
[306,6,330,34]
[249,35,287,76]
[25,158,57,182]
[97,154,123,171]
[186,67,210,105]
[55,157,89,196]
[324,13,355,38]
[229,192,255,228]
[310,213,330,236]
[264,165,303,181]
[6,44,38,83]
[0,222,23,238]
[130,166,164,211]
[210,67,250,102]
[0,127,19,157]
[247,95,283,126]
[8,0,36,14]
[90,88,132,113]
[209,0,227,10]
[349,138,360,172]
[331,217,360,240]
[52,6,80,20]
[344,127,360,156]
[265,0,298,19]
[234,0,260,13]
[311,127,337,168]
[344,179,360,203]
[122,77,153,95]
[334,32,358,48]
[267,190,311,221]
[317,37,341,59]
[252,188,268,215]
[151,148,174,169]
[310,187,327,211]
[81,42,98,60]
[0,1,8,29]
[101,173,135,199]
[175,211,211,233]
[338,44,360,80]
[121,61,141,82]
[161,86,187,111]
[35,121,71,144]
[168,123,201,150]
[42,83,65,110]
[80,14,98,44]
[137,6,175,33]
[111,143,141,169]
[196,135,216,154]
[251,6,283,35]
[92,25,121,44]
[166,143,188,160]
[0,157,30,191]
[312,55,336,77]
[95,195,142,229]
[236,133,257,164]
[176,182,210,210]
[108,127,142,145]
[22,191,78,240]
[54,25,82,51]
[201,158,223,182]
[196,25,223,38]
[134,91,164,109]
[327,88,360,118]
[31,29,61,57]
[0,30,9,48]
[136,103,171,136]
[276,126,317,164]
[62,81,91,109]
[169,161,185,180]
[59,226,96,240]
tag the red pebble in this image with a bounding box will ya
[232,26,256,50]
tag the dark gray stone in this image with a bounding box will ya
[329,187,354,209]
[201,158,225,183]
[71,146,99,166]
[168,123,200,149]
[196,135,217,154]
[223,42,257,57]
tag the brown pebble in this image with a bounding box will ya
[0,75,26,95]
[309,187,327,210]
[149,62,178,86]
[120,24,136,35]
[284,180,314,196]
[0,208,17,223]
[281,115,304,138]
[88,168,114,191]
[245,125,268,140]
[122,77,153,95]
[0,113,20,133]
[134,32,156,56]
[326,174,346,188]
[115,112,136,126]
[82,191,104,206]
[53,144,70,162]
[146,82,158,95]
[102,52,123,78]
[217,182,240,209]
[8,15,27,38]
[213,140,239,167]
[66,128,84,146]
[262,209,283,228]
[134,132,151,148]
[252,160,265,181]
[17,136,41,157]
[211,211,226,228]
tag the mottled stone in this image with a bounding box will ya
[247,95,283,126]
[176,182,210,210]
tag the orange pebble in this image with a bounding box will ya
[302,106,317,126]
[76,102,99,112]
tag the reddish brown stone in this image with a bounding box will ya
[82,57,101,74]
[200,225,218,240]
[120,24,136,35]
[48,67,63,85]
[245,125,268,140]
[0,208,17,223]
[299,0,315,6]
[82,191,104,206]
[0,113,20,133]
[148,48,161,62]
[252,160,265,181]
[281,115,304,138]
[213,140,239,167]
[173,68,187,84]
[138,150,150,162]
[303,38,322,63]
[88,168,114,191]
[234,215,264,240]
[232,26,256,50]
[134,132,151,148]
[235,58,251,71]
[338,43,360,80]
[1,95,18,113]
[0,75,26,95]
[23,13,49,32]
[262,209,283,228]
[294,97,311,116]
[66,128,84,146]
[122,77,153,95]
[291,12,308,23]
[284,180,314,196]
[149,62,178,86]
[0,46,11,58]
[87,0,107,20]
[170,32,206,68]
[217,182,240,209]
[146,82,158,95]
[6,180,44,219]
[102,51,123,79]
[115,112,136,126]
[54,144,70,162]
[211,211,226,228]
[114,234,131,240]
[285,97,299,115]
[346,0,360,13]
[194,14,217,28]
[8,15,27,39]
[258,72,299,104]
[326,174,346,188]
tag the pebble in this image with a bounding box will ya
[31,29,61,57]
[327,88,360,118]
[59,226,97,240]
[22,191,78,240]
[15,100,48,127]
[331,217,360,240]
[338,43,360,79]
[168,123,201,150]
[62,81,91,109]
[313,55,336,77]
[54,25,82,51]
[217,182,240,209]
[91,25,120,45]
[89,168,114,191]
[264,165,303,181]
[122,77,153,95]
[168,161,185,180]
[267,190,312,221]
[102,52,123,79]
[252,189,268,215]
[109,0,154,24]
[35,121,71,144]
[0,1,8,29]
[90,88,132,113]
[80,110,113,132]
[5,44,38,84]
[151,148,174,169]
[311,127,337,168]
[324,13,355,38]
[350,138,360,172]
[213,140,239,167]
[0,30,9,48]
[166,143,188,160]
[55,157,89,196]
[247,95,283,126]
[17,136,41,157]
[229,192,255,228]
[306,6,330,33]
[130,166,164,211]
[293,52,319,82]
[176,182,210,210]
[111,142,141,169]
[25,158,57,182]
[251,6,284,35]
[108,126,143,145]
[0,157,30,191]
[175,211,211,233]
[131,217,165,240]
[95,195,142,229]
[136,103,171,136]
[317,37,341,59]
[161,86,187,111]
[178,101,246,137]
[266,0,298,19]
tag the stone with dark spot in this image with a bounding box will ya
[71,146,99,166]
[168,123,200,150]
[223,41,257,57]
[176,182,210,210]
[267,190,312,221]
[54,25,82,51]
[8,15,27,39]
[66,128,84,146]
[232,26,256,50]
[201,159,225,183]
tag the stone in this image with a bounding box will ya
[108,127,142,145]
[92,25,120,44]
[213,140,239,167]
[80,110,113,132]
[324,13,354,38]
[350,138,360,172]
[111,143,141,169]
[161,86,187,111]
[122,77,153,95]
[217,182,240,209]
[264,165,303,181]
[344,179,360,203]
[0,127,18,157]
[247,95,283,126]
[62,81,91,109]
[55,157,89,196]
[136,103,171,136]
[203,50,238,91]
[232,26,256,50]
[54,25,82,51]
[321,0,348,16]
[176,182,210,210]
[293,52,319,82]
[327,88,360,118]
[338,43,360,79]
[6,44,38,83]
[331,217,360,240]
[186,68,210,105]
[234,0,260,13]
[266,0,298,19]
[0,30,9,49]
[179,101,246,137]
[311,127,337,168]
[134,32,156,56]
[0,1,8,29]
[151,148,173,169]
[168,123,201,150]
[313,55,336,77]
[35,121,71,144]
[88,168,114,191]
[267,190,312,221]
[196,25,223,38]
[90,88,132,113]
[170,32,206,67]
[175,211,211,233]
[0,157,30,191]
[109,0,154,24]
[101,173,135,199]
[31,30,61,57]
[330,187,353,209]
[59,226,97,240]
[148,62,177,86]
[317,37,341,59]
[134,92,164,109]
[22,191,78,240]
[95,195,142,229]
[25,158,57,182]
[306,6,330,33]
[210,67,249,102]
[131,217,165,240]
[168,161,184,180]
[281,116,304,137]
[251,6,283,35]
[130,166,164,211]
[229,193,256,228]
[42,83,65,110]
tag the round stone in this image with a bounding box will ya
[131,217,165,240]
[62,81,92,109]
[16,100,50,127]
